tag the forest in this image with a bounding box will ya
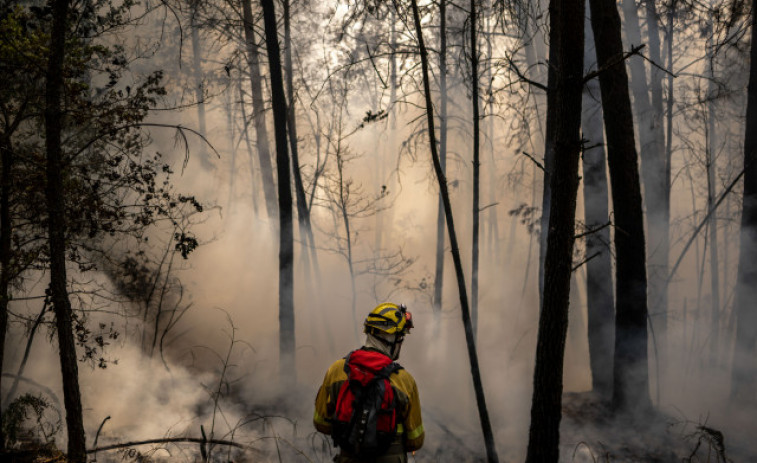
[0,0,756,461]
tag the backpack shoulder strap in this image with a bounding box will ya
[376,362,403,379]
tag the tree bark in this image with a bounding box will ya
[706,25,720,367]
[0,137,12,449]
[581,12,615,400]
[621,0,669,354]
[432,0,447,324]
[44,0,87,459]
[260,0,295,387]
[242,0,279,221]
[525,0,585,459]
[470,0,481,338]
[283,0,318,270]
[589,0,651,412]
[409,1,498,460]
[731,0,757,405]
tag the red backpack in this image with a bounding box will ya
[331,349,403,457]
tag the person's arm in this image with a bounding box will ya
[400,373,424,451]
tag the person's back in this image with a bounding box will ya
[314,303,424,462]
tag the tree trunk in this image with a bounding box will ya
[621,0,668,354]
[581,12,615,400]
[731,0,757,405]
[242,0,278,221]
[283,0,318,271]
[0,138,12,449]
[238,78,259,216]
[45,0,86,459]
[706,26,720,368]
[260,0,295,387]
[409,1,498,460]
[470,0,481,338]
[190,7,212,170]
[525,0,585,459]
[589,0,651,413]
[433,0,447,324]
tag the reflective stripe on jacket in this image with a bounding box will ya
[313,349,425,453]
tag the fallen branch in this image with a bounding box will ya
[86,437,245,454]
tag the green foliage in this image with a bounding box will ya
[2,394,61,448]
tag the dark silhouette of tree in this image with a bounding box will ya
[260,0,295,387]
[588,0,651,412]
[470,0,481,338]
[581,12,614,400]
[408,0,499,460]
[731,0,757,405]
[525,0,585,459]
[44,0,86,459]
[433,0,448,324]
[242,0,278,221]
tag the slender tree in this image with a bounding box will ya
[45,0,86,459]
[242,0,278,220]
[433,0,448,324]
[408,0,498,460]
[260,0,295,387]
[470,0,481,338]
[731,0,757,404]
[588,0,651,412]
[525,0,585,459]
[581,12,615,399]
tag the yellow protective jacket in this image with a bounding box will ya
[313,349,425,455]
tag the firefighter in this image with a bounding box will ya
[314,303,424,462]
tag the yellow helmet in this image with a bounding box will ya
[364,303,414,336]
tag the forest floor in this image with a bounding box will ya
[560,391,747,462]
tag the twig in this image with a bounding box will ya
[91,416,111,462]
[572,252,600,272]
[574,221,611,240]
[86,437,245,453]
[583,44,646,83]
[507,56,548,91]
[520,151,545,172]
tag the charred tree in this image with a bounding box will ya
[470,0,481,338]
[242,0,278,221]
[432,0,448,325]
[283,0,318,271]
[588,0,651,412]
[0,136,11,449]
[409,0,498,460]
[621,0,669,352]
[44,0,86,459]
[525,0,585,459]
[731,0,757,405]
[261,0,295,387]
[581,12,615,399]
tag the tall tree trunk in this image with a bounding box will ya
[261,0,295,387]
[0,139,12,449]
[45,0,86,459]
[409,1,498,460]
[470,0,481,338]
[238,78,259,216]
[283,0,318,272]
[621,0,668,355]
[589,0,651,413]
[706,27,720,367]
[433,0,447,324]
[242,0,278,221]
[581,12,615,400]
[525,0,585,459]
[730,0,757,405]
[190,6,212,170]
